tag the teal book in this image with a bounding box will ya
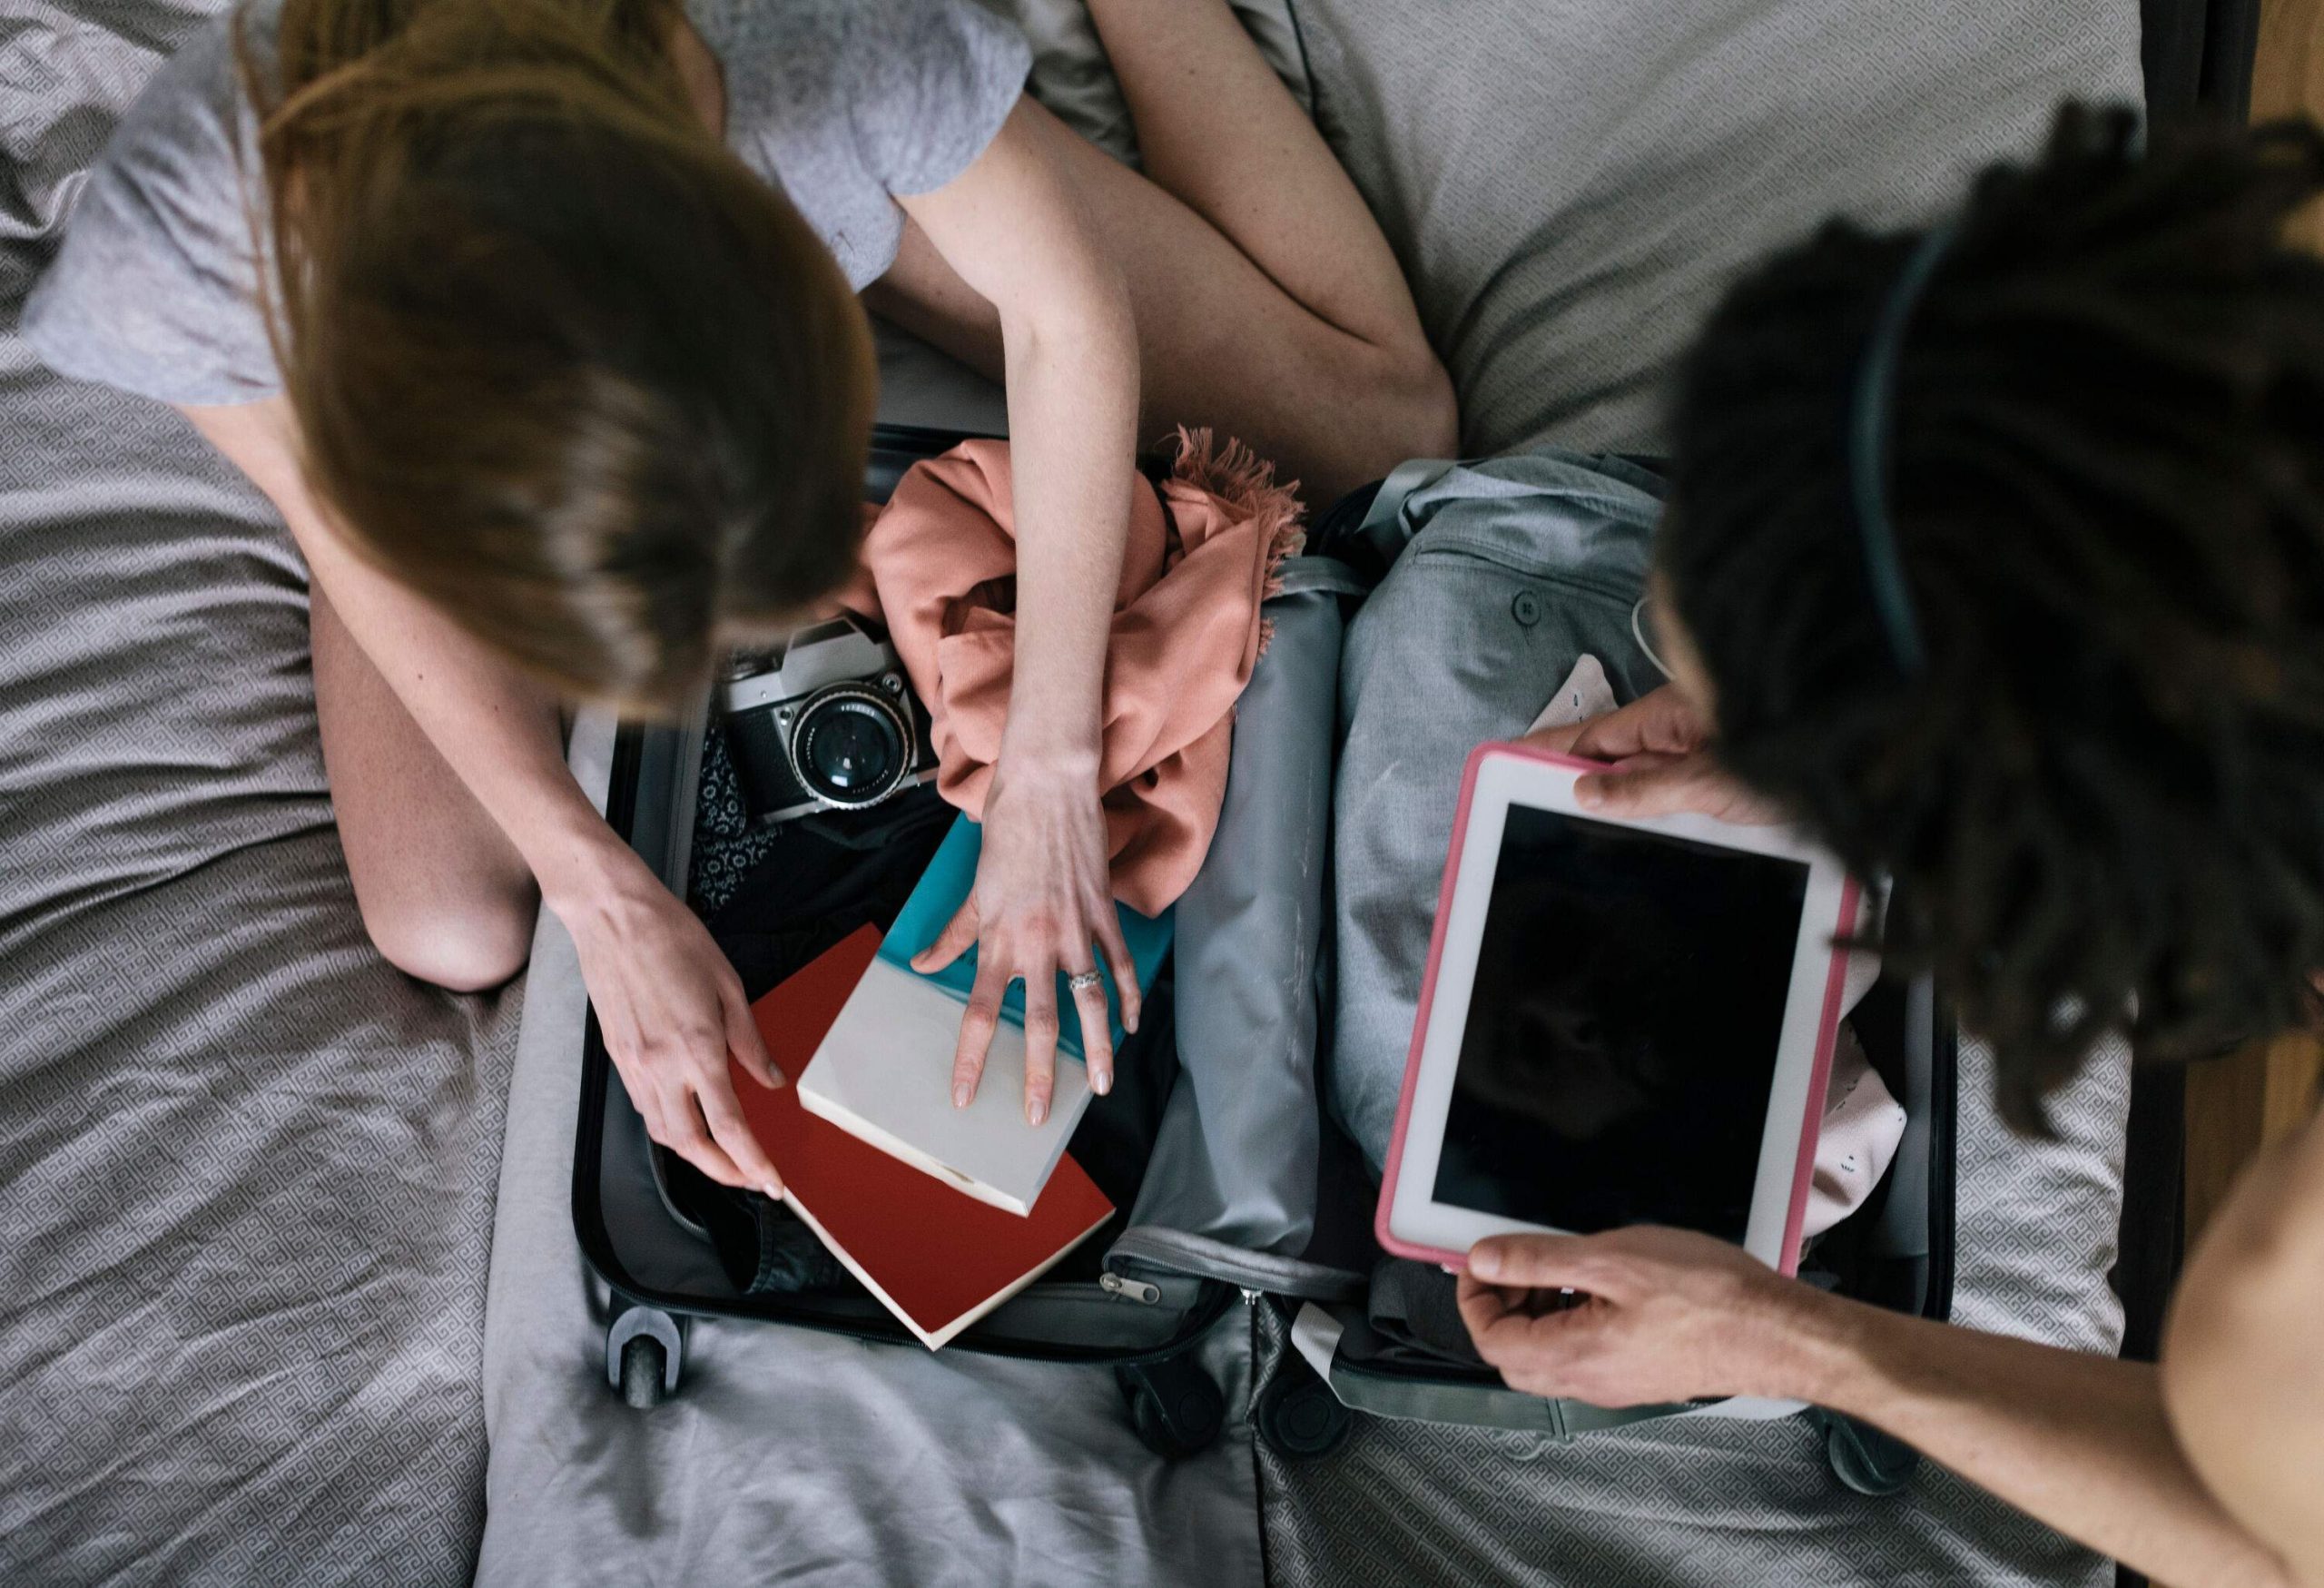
[879,815,1174,1061]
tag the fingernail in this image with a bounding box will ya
[1470,1245,1502,1280]
[762,1182,784,1202]
[1029,1099,1048,1127]
[1574,781,1603,809]
[1093,1071,1112,1097]
[953,1082,972,1109]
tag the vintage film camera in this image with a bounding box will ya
[719,617,940,826]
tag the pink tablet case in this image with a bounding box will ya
[1373,741,1861,1277]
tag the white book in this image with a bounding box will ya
[794,959,1091,1216]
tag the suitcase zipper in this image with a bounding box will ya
[1099,1271,1161,1305]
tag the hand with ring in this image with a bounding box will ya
[910,755,1140,1125]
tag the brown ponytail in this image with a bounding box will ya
[240,0,876,712]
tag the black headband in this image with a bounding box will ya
[1846,219,1959,678]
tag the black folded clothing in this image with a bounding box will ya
[1364,1257,1488,1368]
[704,1185,851,1297]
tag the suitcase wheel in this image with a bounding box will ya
[1255,1357,1352,1462]
[1117,1356,1225,1461]
[1817,1410,1920,1496]
[606,1305,685,1410]
[619,1336,668,1410]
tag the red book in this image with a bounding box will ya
[731,926,1115,1349]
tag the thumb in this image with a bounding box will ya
[1467,1232,1611,1293]
[911,899,980,974]
[1574,757,1721,820]
[1520,719,1589,756]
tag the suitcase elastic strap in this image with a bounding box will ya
[1290,1301,1345,1384]
[1349,456,1459,567]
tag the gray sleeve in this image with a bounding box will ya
[20,16,281,408]
[843,0,1031,198]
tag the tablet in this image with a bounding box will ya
[1376,743,1859,1276]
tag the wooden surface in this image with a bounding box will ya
[2256,0,2324,245]
[2254,0,2324,120]
[2178,0,2324,1242]
[2184,1033,2324,1238]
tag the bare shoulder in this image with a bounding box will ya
[177,398,305,498]
[2162,1105,2324,1586]
[2176,1104,2324,1327]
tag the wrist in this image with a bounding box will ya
[995,727,1102,784]
[530,806,653,918]
[1766,1283,1891,1410]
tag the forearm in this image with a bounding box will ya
[896,102,1142,774]
[1788,1295,2290,1588]
[992,259,1139,771]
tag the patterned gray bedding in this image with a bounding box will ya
[2,6,516,1582]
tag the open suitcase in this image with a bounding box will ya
[571,423,1957,1493]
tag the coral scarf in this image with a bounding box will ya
[851,431,1301,915]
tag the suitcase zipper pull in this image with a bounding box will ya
[1100,1271,1161,1305]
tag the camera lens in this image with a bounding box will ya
[786,685,912,810]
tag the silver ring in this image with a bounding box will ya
[1067,970,1104,993]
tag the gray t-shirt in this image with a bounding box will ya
[22,0,1030,407]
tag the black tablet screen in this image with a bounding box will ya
[1430,804,1813,1241]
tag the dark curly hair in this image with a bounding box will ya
[1661,105,2324,1128]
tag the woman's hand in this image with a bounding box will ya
[1524,685,1782,825]
[1457,1226,1837,1407]
[553,843,788,1199]
[913,751,1140,1124]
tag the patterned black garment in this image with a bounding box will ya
[687,720,788,917]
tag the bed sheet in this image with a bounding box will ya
[1,5,517,1583]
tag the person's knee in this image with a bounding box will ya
[1335,345,1460,487]
[361,890,537,992]
[1395,352,1461,461]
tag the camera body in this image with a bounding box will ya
[720,617,940,826]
